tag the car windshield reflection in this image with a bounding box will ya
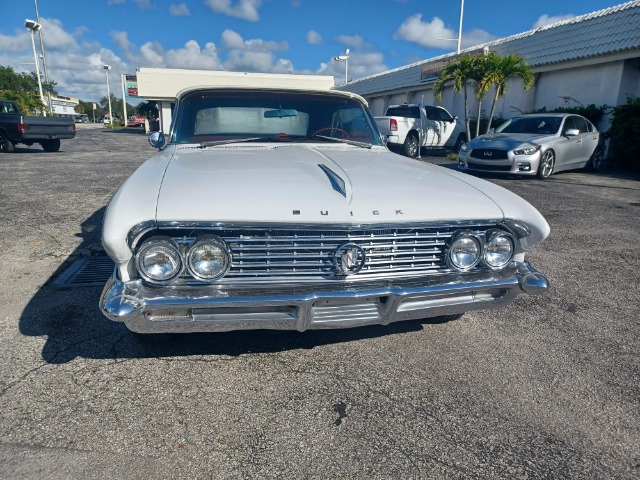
[496,117,561,135]
[172,89,381,146]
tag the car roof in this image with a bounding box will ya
[515,113,575,118]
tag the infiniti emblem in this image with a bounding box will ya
[483,151,493,157]
[334,243,366,276]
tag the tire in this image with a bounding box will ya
[587,145,604,172]
[41,139,61,152]
[537,149,555,179]
[0,130,15,153]
[403,133,419,158]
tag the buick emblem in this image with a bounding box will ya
[334,243,366,276]
[483,151,493,157]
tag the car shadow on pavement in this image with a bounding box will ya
[19,208,445,364]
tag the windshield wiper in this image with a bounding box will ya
[311,135,372,149]
[199,137,267,148]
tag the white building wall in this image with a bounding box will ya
[533,62,624,111]
[618,58,640,102]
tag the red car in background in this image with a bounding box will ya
[127,114,146,128]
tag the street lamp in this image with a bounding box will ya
[334,48,350,85]
[103,65,113,127]
[25,19,46,116]
[436,0,464,54]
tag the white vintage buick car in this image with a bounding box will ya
[100,84,550,334]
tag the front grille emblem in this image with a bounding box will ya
[334,243,366,275]
[484,151,493,156]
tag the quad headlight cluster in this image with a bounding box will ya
[446,230,515,271]
[135,235,231,284]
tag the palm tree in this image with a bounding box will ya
[470,55,491,139]
[433,54,477,143]
[480,52,534,133]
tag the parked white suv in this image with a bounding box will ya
[375,104,465,157]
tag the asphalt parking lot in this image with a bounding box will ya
[0,126,638,479]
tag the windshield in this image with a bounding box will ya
[172,89,382,146]
[496,116,562,135]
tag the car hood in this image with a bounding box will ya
[468,133,555,150]
[155,144,505,224]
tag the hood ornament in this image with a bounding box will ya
[334,243,366,275]
[318,164,347,198]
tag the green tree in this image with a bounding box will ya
[135,100,158,119]
[98,93,134,124]
[433,54,478,142]
[608,96,640,168]
[479,52,534,134]
[470,55,491,138]
[0,65,58,115]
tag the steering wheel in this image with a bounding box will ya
[312,127,351,139]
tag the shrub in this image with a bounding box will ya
[529,104,608,127]
[608,97,640,168]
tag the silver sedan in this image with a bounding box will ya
[457,114,604,179]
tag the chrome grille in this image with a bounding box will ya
[470,149,509,160]
[151,224,497,283]
[222,229,450,278]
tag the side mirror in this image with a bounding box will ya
[148,131,166,150]
[564,128,579,137]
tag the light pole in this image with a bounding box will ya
[456,0,464,54]
[33,0,52,114]
[437,0,464,54]
[334,48,350,85]
[25,19,46,116]
[103,65,113,127]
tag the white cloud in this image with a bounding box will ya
[0,30,30,53]
[318,51,388,84]
[393,15,458,49]
[221,29,288,52]
[39,18,81,52]
[169,2,191,16]
[335,35,364,48]
[393,14,495,50]
[134,0,153,9]
[306,30,323,45]
[220,30,291,72]
[204,0,262,22]
[165,40,222,69]
[532,14,576,29]
[463,28,498,48]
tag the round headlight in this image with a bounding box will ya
[136,238,182,283]
[448,233,482,270]
[484,231,514,269]
[186,235,230,281]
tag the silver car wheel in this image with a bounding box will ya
[590,146,604,171]
[403,133,418,158]
[537,150,555,179]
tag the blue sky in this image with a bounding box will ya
[0,0,628,102]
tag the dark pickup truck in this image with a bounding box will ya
[0,99,76,153]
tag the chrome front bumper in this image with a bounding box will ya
[99,262,549,333]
